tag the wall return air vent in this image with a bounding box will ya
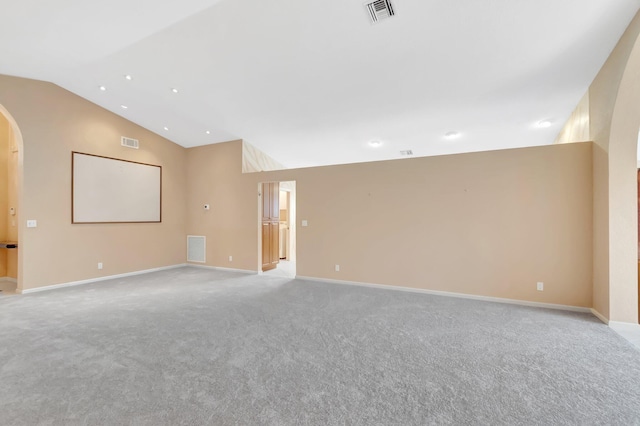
[121,136,139,149]
[365,0,395,24]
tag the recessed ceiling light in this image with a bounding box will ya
[206,130,211,135]
[368,140,383,147]
[124,75,132,81]
[444,131,461,140]
[99,86,106,91]
[120,105,128,109]
[537,120,553,128]
[164,126,169,131]
[171,88,179,93]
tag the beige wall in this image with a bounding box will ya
[586,10,640,322]
[187,140,594,308]
[0,74,187,291]
[554,91,590,145]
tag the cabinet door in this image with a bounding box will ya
[262,183,270,222]
[262,223,271,270]
[270,222,280,266]
[270,182,280,221]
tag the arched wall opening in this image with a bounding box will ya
[607,26,640,324]
[0,104,24,292]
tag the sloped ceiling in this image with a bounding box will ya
[1,0,639,167]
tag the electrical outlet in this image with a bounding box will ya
[26,220,37,228]
[537,282,544,291]
[302,220,308,227]
[98,262,103,270]
[335,264,340,272]
[229,256,233,262]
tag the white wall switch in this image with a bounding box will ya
[537,282,544,291]
[26,220,37,228]
[302,220,308,227]
[98,262,103,270]
[229,256,233,262]
[335,264,340,272]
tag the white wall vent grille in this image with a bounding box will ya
[187,235,206,263]
[400,150,413,156]
[121,136,139,149]
[365,0,395,23]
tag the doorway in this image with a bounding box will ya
[0,108,20,296]
[259,181,296,278]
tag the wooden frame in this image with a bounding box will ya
[72,152,162,224]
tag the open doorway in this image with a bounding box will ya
[259,181,296,278]
[0,107,20,296]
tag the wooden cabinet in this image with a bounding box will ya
[262,182,280,271]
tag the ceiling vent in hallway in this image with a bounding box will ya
[400,150,413,156]
[365,0,395,24]
[121,136,139,149]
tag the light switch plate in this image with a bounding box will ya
[302,220,308,227]
[27,220,37,228]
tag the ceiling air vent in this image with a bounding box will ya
[400,150,413,156]
[365,0,395,24]
[121,136,139,149]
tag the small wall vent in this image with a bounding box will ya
[121,136,139,149]
[365,0,395,24]
[400,150,413,156]
[187,235,206,263]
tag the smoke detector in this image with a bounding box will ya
[365,0,395,24]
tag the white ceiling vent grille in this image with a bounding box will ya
[400,150,413,156]
[365,0,395,23]
[187,235,206,263]
[121,136,139,149]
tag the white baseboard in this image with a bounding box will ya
[296,275,592,314]
[590,308,609,324]
[20,264,188,294]
[186,263,256,275]
[0,277,17,283]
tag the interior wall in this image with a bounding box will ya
[588,10,640,322]
[554,91,590,145]
[187,140,593,308]
[0,74,187,291]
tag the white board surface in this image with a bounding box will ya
[72,152,161,223]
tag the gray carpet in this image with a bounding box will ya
[1,267,639,425]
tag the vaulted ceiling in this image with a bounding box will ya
[1,0,639,167]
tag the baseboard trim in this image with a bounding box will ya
[20,264,188,294]
[186,263,256,275]
[590,308,609,324]
[296,275,591,314]
[0,277,17,283]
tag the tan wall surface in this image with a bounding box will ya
[188,140,593,308]
[587,11,640,322]
[0,74,187,290]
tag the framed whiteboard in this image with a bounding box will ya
[72,152,162,223]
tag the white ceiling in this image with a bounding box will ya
[1,0,639,168]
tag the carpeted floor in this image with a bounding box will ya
[1,267,639,425]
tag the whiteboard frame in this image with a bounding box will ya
[72,151,162,224]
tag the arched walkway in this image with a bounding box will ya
[0,104,24,292]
